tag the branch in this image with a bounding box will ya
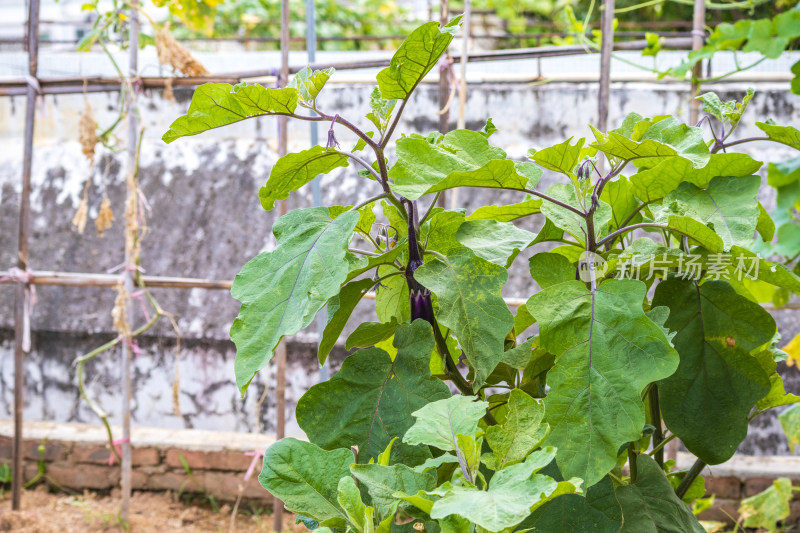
[596,222,676,248]
[349,193,387,213]
[715,136,770,152]
[523,189,587,217]
[675,458,706,499]
[339,151,381,181]
[380,99,408,149]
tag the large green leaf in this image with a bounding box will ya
[523,475,622,533]
[653,279,773,464]
[531,137,585,177]
[297,320,451,465]
[428,450,558,531]
[414,248,514,390]
[466,198,543,222]
[756,121,800,151]
[660,175,760,249]
[231,208,358,393]
[350,463,436,518]
[337,476,369,532]
[377,17,461,100]
[615,455,705,533]
[600,175,641,231]
[529,252,575,289]
[527,279,679,486]
[456,219,536,268]
[162,83,298,143]
[319,278,376,365]
[260,147,349,211]
[259,438,352,526]
[590,114,710,169]
[484,389,548,470]
[389,130,542,200]
[403,395,488,452]
[629,153,762,203]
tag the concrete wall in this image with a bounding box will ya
[1,79,799,453]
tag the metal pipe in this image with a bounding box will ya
[598,0,615,133]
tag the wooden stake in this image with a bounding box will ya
[12,0,40,511]
[450,0,471,210]
[597,0,615,134]
[437,0,450,209]
[689,0,706,125]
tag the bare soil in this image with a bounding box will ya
[0,487,305,532]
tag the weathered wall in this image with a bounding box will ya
[1,80,799,452]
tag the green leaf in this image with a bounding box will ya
[456,219,536,268]
[231,208,358,394]
[403,395,488,452]
[260,147,349,211]
[350,463,436,519]
[767,156,800,188]
[629,153,762,203]
[163,83,298,143]
[539,183,611,245]
[756,121,800,151]
[779,404,800,453]
[376,265,410,324]
[259,438,352,525]
[428,451,558,531]
[484,389,549,470]
[757,202,776,242]
[663,215,725,252]
[523,475,622,533]
[154,0,221,36]
[297,320,451,465]
[367,87,397,133]
[502,337,536,369]
[792,60,800,96]
[338,476,369,532]
[616,455,705,533]
[532,137,585,177]
[660,175,761,249]
[289,66,334,103]
[529,252,575,289]
[390,130,542,200]
[377,17,461,100]
[319,278,376,365]
[527,279,679,486]
[421,210,466,255]
[740,478,793,533]
[466,198,543,222]
[414,248,514,390]
[653,279,773,464]
[591,114,710,169]
[345,320,399,350]
[698,89,754,128]
[600,175,641,231]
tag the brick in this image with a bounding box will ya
[204,471,271,502]
[131,469,150,490]
[0,436,11,460]
[47,462,120,490]
[73,445,115,465]
[697,498,740,524]
[132,447,160,466]
[165,449,252,472]
[705,476,742,500]
[148,470,206,494]
[744,477,775,497]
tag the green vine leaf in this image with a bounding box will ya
[527,279,679,486]
[653,279,773,464]
[350,463,436,518]
[590,114,710,169]
[390,130,542,200]
[297,320,450,465]
[697,89,754,128]
[659,175,761,249]
[162,83,298,143]
[231,208,358,394]
[466,198,543,222]
[528,252,575,289]
[484,389,549,470]
[615,455,705,533]
[600,175,641,231]
[629,153,762,203]
[259,438,353,527]
[531,137,586,177]
[414,248,514,390]
[403,395,488,452]
[377,17,461,100]
[456,219,536,268]
[260,146,349,211]
[756,121,800,151]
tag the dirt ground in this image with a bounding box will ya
[0,488,306,532]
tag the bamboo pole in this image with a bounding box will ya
[597,0,615,134]
[449,0,471,210]
[12,0,40,511]
[272,0,290,529]
[0,271,232,289]
[689,0,706,125]
[437,0,450,209]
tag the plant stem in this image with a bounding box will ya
[649,433,676,457]
[596,222,681,248]
[349,193,387,213]
[649,384,665,468]
[419,192,442,225]
[523,189,586,217]
[628,445,638,483]
[715,136,770,152]
[676,458,706,498]
[339,151,381,181]
[380,98,408,149]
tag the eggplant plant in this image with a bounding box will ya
[163,18,800,533]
